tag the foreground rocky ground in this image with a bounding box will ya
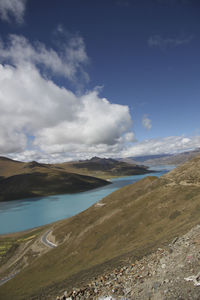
[58,225,200,300]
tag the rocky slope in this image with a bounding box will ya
[57,224,200,299]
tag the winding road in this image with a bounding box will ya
[0,230,57,287]
[41,230,57,248]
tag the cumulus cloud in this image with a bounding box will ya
[0,61,133,161]
[142,115,152,130]
[148,34,194,49]
[0,34,135,162]
[1,33,198,163]
[0,0,27,23]
[122,136,200,158]
[0,34,89,83]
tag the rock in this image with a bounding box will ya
[152,282,161,290]
[164,278,169,284]
[172,237,179,244]
[57,225,200,300]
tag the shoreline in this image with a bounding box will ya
[0,169,165,237]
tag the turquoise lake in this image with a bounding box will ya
[0,166,174,234]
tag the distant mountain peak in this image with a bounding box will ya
[89,157,116,163]
[90,156,102,161]
[25,161,48,169]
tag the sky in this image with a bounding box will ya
[0,0,200,162]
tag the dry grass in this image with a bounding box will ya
[0,156,150,202]
[0,160,109,201]
[1,156,200,299]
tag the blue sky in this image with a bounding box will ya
[0,0,199,162]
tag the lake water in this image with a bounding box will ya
[0,166,174,234]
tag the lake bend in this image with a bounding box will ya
[0,166,175,235]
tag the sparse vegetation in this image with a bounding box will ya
[0,228,46,270]
[0,243,12,256]
[0,157,111,201]
[1,156,200,299]
[0,156,152,202]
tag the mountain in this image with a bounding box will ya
[0,156,151,202]
[0,157,109,201]
[125,148,200,165]
[128,154,171,162]
[0,172,110,202]
[1,155,200,299]
[58,156,151,177]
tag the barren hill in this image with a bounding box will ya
[0,156,151,201]
[0,157,109,201]
[57,156,151,178]
[1,156,200,299]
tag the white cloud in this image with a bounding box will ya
[0,61,133,161]
[34,90,133,151]
[0,33,198,163]
[0,34,135,162]
[148,34,193,49]
[122,136,200,158]
[7,134,200,163]
[0,0,27,23]
[0,34,89,83]
[142,115,152,130]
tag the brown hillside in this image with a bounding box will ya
[57,156,151,178]
[0,157,109,201]
[1,156,200,299]
[0,156,152,201]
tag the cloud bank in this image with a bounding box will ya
[122,136,200,157]
[0,34,89,83]
[0,34,134,162]
[0,0,27,23]
[0,33,198,163]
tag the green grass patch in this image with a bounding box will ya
[17,234,36,242]
[0,241,12,256]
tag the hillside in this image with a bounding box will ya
[57,224,200,299]
[57,156,151,178]
[0,172,110,202]
[1,155,200,299]
[0,156,152,201]
[0,156,151,180]
[0,157,110,201]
